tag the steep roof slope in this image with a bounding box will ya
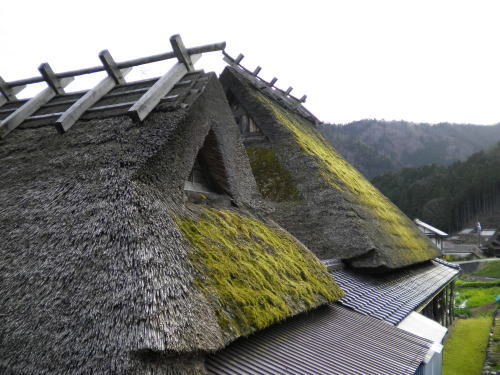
[0,72,342,374]
[220,66,440,269]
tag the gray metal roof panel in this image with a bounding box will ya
[332,260,460,325]
[206,304,432,375]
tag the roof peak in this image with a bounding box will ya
[0,34,225,138]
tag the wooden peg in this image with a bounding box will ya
[300,95,307,103]
[235,54,244,64]
[252,66,261,76]
[99,50,127,85]
[285,86,293,95]
[0,77,73,138]
[0,77,18,101]
[269,77,278,86]
[170,34,194,72]
[0,77,26,108]
[38,63,66,95]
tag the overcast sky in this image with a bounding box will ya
[1,0,499,125]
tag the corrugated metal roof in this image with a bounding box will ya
[332,260,459,325]
[206,304,432,375]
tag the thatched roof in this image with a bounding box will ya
[0,72,342,374]
[220,66,441,270]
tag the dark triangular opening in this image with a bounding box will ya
[226,90,264,137]
[184,129,231,197]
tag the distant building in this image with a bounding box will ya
[415,218,448,250]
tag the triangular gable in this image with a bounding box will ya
[220,66,441,270]
[184,129,231,196]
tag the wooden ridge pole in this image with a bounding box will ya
[222,51,308,104]
[5,41,225,89]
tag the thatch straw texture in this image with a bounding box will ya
[220,67,440,269]
[1,73,341,374]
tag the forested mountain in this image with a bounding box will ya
[320,120,500,178]
[371,142,500,233]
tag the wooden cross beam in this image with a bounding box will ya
[129,53,201,122]
[0,76,25,107]
[39,63,66,95]
[55,67,132,133]
[0,77,73,138]
[170,34,194,72]
[99,50,127,85]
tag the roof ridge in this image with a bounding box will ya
[433,257,462,270]
[0,35,225,137]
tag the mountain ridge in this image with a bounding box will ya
[320,120,500,179]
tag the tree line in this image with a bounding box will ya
[372,142,500,233]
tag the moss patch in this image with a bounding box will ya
[246,146,300,202]
[175,208,343,337]
[256,94,436,265]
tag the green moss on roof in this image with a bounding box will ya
[256,94,437,265]
[246,146,300,202]
[174,208,342,337]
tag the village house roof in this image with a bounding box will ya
[206,303,433,375]
[219,65,441,270]
[328,258,459,325]
[0,37,343,374]
[415,218,449,237]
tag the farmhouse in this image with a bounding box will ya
[415,218,448,251]
[0,35,459,374]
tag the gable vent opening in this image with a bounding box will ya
[184,129,232,200]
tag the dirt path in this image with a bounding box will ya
[471,302,497,315]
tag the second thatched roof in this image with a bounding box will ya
[220,66,440,269]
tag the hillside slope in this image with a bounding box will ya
[371,142,500,232]
[320,120,500,178]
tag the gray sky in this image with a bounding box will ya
[1,0,499,125]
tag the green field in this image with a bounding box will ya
[443,316,492,375]
[456,279,500,288]
[443,260,499,374]
[474,261,500,279]
[455,285,500,315]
